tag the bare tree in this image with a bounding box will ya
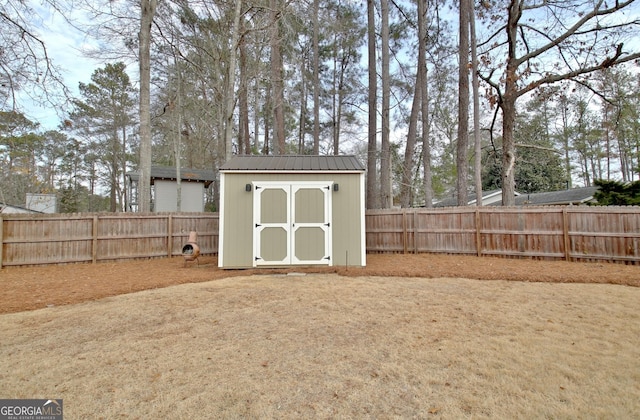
[479,0,640,206]
[0,0,69,112]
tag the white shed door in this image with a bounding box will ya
[253,182,332,266]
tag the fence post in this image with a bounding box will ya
[92,215,98,264]
[563,207,571,262]
[402,209,407,254]
[413,210,418,254]
[476,208,482,257]
[167,214,173,257]
[0,216,3,268]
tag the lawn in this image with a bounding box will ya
[1,270,638,418]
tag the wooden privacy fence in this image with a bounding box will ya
[1,206,640,267]
[366,206,640,264]
[0,212,219,267]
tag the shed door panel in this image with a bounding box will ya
[292,186,331,264]
[253,182,331,266]
[254,185,290,266]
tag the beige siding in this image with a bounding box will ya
[219,172,364,268]
[330,174,364,266]
[218,174,254,268]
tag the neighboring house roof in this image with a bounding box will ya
[219,155,366,172]
[515,186,598,206]
[434,189,519,207]
[127,166,217,187]
[0,202,43,214]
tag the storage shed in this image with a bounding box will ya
[218,155,366,268]
[127,166,216,212]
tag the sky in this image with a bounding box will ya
[21,1,640,133]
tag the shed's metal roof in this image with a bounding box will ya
[219,155,365,172]
[127,166,217,185]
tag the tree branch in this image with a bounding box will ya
[515,0,635,66]
[519,47,640,98]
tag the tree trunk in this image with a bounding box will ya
[253,76,261,153]
[419,0,432,208]
[121,126,128,212]
[456,0,470,206]
[239,33,251,154]
[380,0,392,208]
[270,0,286,154]
[138,0,157,212]
[334,65,345,155]
[332,49,338,154]
[297,49,307,154]
[470,1,482,206]
[224,0,243,162]
[560,100,572,189]
[400,64,422,208]
[400,0,429,208]
[366,0,378,209]
[175,56,183,212]
[500,0,520,206]
[312,0,320,154]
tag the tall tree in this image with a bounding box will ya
[70,63,136,212]
[479,0,640,205]
[555,91,573,189]
[312,0,321,154]
[456,0,470,206]
[379,0,392,208]
[138,0,157,212]
[417,0,433,208]
[270,0,286,154]
[399,0,429,208]
[596,68,639,182]
[569,92,602,186]
[399,66,423,208]
[223,0,243,162]
[366,0,378,209]
[40,130,68,189]
[327,0,365,156]
[0,111,42,204]
[470,1,482,206]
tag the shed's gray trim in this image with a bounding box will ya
[219,155,365,172]
[127,166,216,186]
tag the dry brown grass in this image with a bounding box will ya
[1,273,639,418]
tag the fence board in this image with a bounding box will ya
[0,212,219,267]
[365,206,640,264]
[1,207,639,267]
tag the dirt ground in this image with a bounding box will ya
[1,253,638,314]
